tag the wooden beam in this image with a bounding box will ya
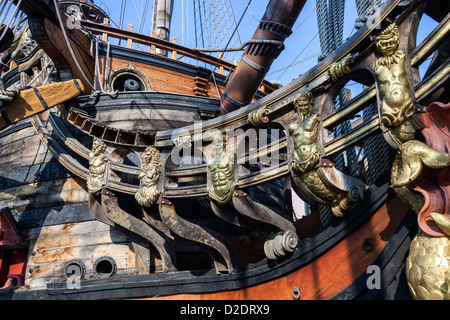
[0,79,85,129]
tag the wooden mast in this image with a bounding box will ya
[220,0,306,114]
[150,0,174,56]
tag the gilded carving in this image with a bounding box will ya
[289,92,320,173]
[374,23,416,144]
[406,228,450,300]
[374,23,425,213]
[391,140,450,189]
[289,92,365,218]
[373,25,450,300]
[374,23,450,211]
[87,138,108,195]
[248,107,269,127]
[135,146,162,207]
[329,53,353,82]
[207,133,236,205]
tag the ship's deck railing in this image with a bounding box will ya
[81,18,276,94]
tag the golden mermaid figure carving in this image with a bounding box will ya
[289,92,320,174]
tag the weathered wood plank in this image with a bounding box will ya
[14,203,94,230]
[0,177,88,210]
[26,254,135,289]
[0,146,53,172]
[25,220,111,240]
[24,220,139,288]
[0,125,36,145]
[28,242,133,265]
[0,161,71,191]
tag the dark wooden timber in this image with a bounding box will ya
[0,0,448,301]
[7,172,411,300]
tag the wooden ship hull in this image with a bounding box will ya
[0,0,448,300]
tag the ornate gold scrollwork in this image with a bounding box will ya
[87,138,108,196]
[135,146,162,207]
[391,137,450,301]
[207,133,236,205]
[407,227,450,300]
[248,107,269,126]
[391,140,450,189]
[289,92,366,218]
[329,53,353,82]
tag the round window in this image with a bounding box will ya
[106,63,152,92]
[63,259,86,281]
[93,256,117,278]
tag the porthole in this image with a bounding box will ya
[106,63,152,92]
[93,256,117,278]
[63,259,86,281]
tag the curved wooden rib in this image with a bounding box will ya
[99,189,177,273]
[88,193,115,227]
[44,188,412,300]
[159,198,239,274]
[232,191,296,233]
[150,197,411,300]
[231,191,299,260]
[210,200,274,235]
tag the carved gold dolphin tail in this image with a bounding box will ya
[391,140,450,188]
[429,213,450,237]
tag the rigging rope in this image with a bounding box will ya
[52,0,95,90]
[0,0,22,43]
[354,0,381,29]
[193,0,242,63]
[276,33,319,81]
[315,0,345,61]
[265,5,317,80]
[203,0,252,89]
[267,52,320,77]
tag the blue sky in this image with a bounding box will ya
[98,0,436,87]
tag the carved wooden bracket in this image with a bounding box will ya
[88,189,177,273]
[159,197,239,274]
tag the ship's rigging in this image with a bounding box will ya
[0,0,447,301]
[0,0,397,87]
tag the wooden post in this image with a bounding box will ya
[150,30,156,54]
[171,37,177,60]
[127,24,133,48]
[102,18,109,42]
[218,54,224,74]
